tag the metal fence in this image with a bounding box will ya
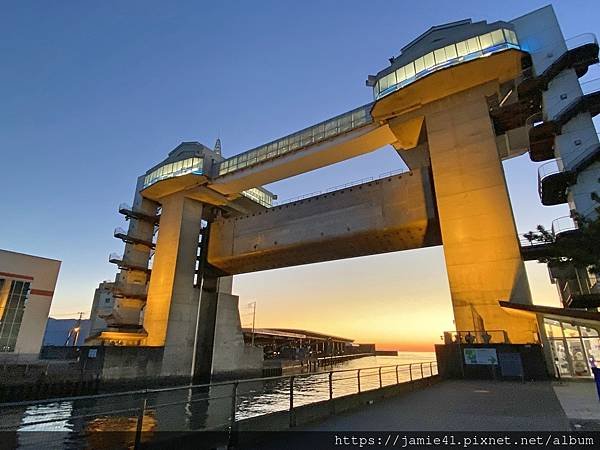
[0,361,438,449]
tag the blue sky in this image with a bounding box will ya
[1,1,598,346]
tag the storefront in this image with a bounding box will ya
[544,318,600,377]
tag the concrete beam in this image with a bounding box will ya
[208,168,441,274]
[424,84,538,344]
[210,124,397,195]
[142,194,204,376]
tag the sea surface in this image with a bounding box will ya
[1,351,437,449]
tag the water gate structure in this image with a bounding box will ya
[87,6,600,379]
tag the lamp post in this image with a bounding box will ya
[248,302,256,346]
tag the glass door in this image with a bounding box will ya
[566,338,590,376]
[550,340,572,377]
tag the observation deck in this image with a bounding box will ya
[118,203,160,225]
[113,227,155,248]
[108,252,152,273]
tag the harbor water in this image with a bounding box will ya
[1,352,436,449]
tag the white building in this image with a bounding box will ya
[88,281,115,336]
[0,249,61,360]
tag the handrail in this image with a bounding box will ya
[537,159,562,181]
[1,360,438,441]
[0,360,437,409]
[551,216,577,235]
[108,252,123,262]
[523,32,597,55]
[118,202,132,212]
[537,134,600,199]
[272,168,407,207]
[542,75,600,121]
[565,33,598,51]
[114,227,127,236]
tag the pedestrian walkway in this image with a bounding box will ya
[553,380,600,430]
[305,380,571,431]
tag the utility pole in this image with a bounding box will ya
[65,312,85,346]
[248,302,256,346]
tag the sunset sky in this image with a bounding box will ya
[1,1,598,351]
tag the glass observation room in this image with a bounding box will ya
[373,27,520,100]
[143,156,203,189]
[544,318,600,378]
[216,104,373,177]
[241,188,274,208]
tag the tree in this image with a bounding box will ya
[523,193,600,275]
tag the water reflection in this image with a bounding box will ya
[3,354,436,449]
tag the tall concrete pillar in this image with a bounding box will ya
[143,193,204,376]
[425,85,538,343]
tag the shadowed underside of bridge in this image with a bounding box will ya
[207,168,441,274]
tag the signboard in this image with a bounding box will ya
[464,348,498,365]
[498,352,524,377]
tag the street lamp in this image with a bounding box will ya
[247,302,256,346]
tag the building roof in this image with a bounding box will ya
[499,301,600,327]
[242,327,353,343]
[373,18,515,80]
[0,248,61,263]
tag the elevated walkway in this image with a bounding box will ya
[211,120,396,195]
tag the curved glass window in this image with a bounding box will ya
[143,156,203,188]
[241,188,274,208]
[424,52,435,70]
[373,27,520,100]
[444,44,457,60]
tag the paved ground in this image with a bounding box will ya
[305,380,571,431]
[248,380,600,449]
[553,380,600,430]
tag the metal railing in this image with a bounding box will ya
[559,271,599,306]
[108,252,123,263]
[551,215,577,235]
[565,33,598,51]
[443,330,508,345]
[537,133,600,185]
[0,361,437,448]
[272,168,406,207]
[544,75,600,119]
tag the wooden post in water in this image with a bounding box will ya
[289,376,295,427]
[133,397,147,450]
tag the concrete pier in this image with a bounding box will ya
[143,194,204,376]
[425,86,538,343]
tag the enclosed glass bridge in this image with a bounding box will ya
[213,26,522,181]
[138,25,524,209]
[215,103,374,177]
